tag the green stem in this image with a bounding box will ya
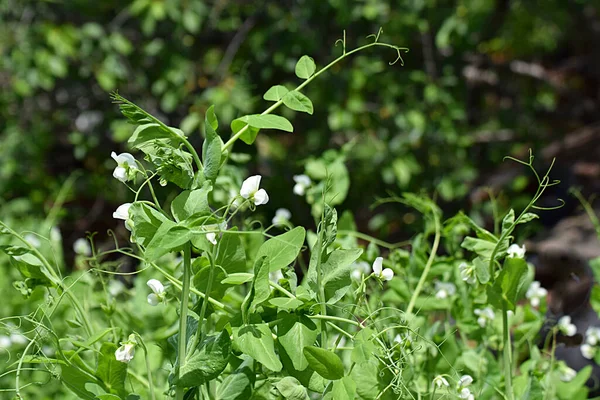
[187,252,216,358]
[269,281,295,299]
[176,243,192,400]
[222,41,407,151]
[316,226,328,348]
[406,213,440,316]
[136,334,156,400]
[309,314,361,327]
[0,221,94,337]
[502,302,514,400]
[150,262,232,313]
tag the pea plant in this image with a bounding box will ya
[0,31,595,400]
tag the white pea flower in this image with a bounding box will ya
[24,234,41,248]
[0,335,11,349]
[586,327,600,346]
[474,307,495,328]
[457,374,473,388]
[507,243,526,259]
[433,375,450,388]
[456,375,474,400]
[111,152,137,183]
[113,203,133,231]
[293,174,311,196]
[526,281,547,307]
[459,388,474,400]
[272,208,292,226]
[206,232,217,245]
[351,261,371,281]
[558,315,577,337]
[240,175,269,206]
[459,262,476,285]
[581,343,595,360]
[73,238,91,256]
[115,334,137,363]
[372,257,394,281]
[558,364,577,382]
[435,282,456,299]
[147,279,165,306]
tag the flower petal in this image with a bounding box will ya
[147,293,160,306]
[372,257,383,274]
[382,268,394,281]
[147,279,165,295]
[113,203,132,220]
[253,188,269,205]
[206,232,217,245]
[293,183,305,196]
[240,175,261,199]
[113,166,127,182]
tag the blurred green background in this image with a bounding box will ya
[1,0,598,254]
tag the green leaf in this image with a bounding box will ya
[501,209,515,234]
[129,203,169,248]
[351,328,377,364]
[350,360,380,400]
[231,113,294,145]
[232,323,282,372]
[282,92,314,115]
[221,273,253,285]
[215,230,247,275]
[236,114,293,132]
[295,56,316,79]
[216,357,254,400]
[278,313,318,370]
[263,85,290,102]
[255,227,306,272]
[473,256,490,284]
[128,123,177,149]
[302,346,344,380]
[488,257,529,310]
[202,105,222,182]
[307,248,361,305]
[249,257,271,313]
[322,249,362,304]
[96,394,121,400]
[177,331,231,388]
[275,376,309,400]
[518,212,539,224]
[96,343,127,396]
[193,262,229,301]
[60,363,98,399]
[268,297,304,310]
[231,119,260,145]
[141,142,195,189]
[170,184,212,222]
[461,236,497,260]
[0,246,53,283]
[144,221,191,261]
[324,377,356,400]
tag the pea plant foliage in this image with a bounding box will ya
[0,30,595,400]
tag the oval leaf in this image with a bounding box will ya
[282,91,314,115]
[295,55,316,79]
[264,85,290,102]
[303,346,344,380]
